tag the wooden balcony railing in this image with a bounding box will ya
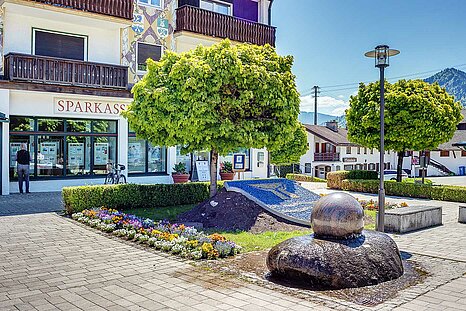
[314,153,340,162]
[176,5,276,46]
[30,0,133,20]
[4,53,128,89]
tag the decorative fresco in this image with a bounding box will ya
[122,0,177,84]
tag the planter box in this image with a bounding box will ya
[220,172,235,181]
[172,174,190,184]
[459,206,466,223]
[379,206,442,233]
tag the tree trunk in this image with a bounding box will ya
[396,151,404,182]
[209,149,218,198]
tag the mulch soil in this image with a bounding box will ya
[177,188,309,233]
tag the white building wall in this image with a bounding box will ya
[3,2,122,65]
[0,89,9,195]
[402,150,466,176]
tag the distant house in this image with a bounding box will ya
[300,121,393,179]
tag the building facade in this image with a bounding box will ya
[0,0,275,195]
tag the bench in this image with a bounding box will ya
[379,206,442,233]
[459,206,466,224]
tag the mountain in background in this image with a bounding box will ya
[424,68,466,107]
[299,112,346,127]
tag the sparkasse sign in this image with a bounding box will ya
[54,98,127,116]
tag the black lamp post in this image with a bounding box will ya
[364,45,400,232]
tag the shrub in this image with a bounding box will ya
[286,174,326,182]
[63,182,224,215]
[347,170,378,180]
[436,185,466,202]
[327,171,349,189]
[341,179,378,193]
[385,181,432,199]
[403,178,433,185]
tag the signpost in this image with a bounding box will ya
[233,154,246,180]
[195,160,210,182]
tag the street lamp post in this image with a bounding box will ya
[364,45,400,232]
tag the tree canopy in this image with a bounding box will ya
[270,125,308,165]
[346,79,462,180]
[123,39,303,196]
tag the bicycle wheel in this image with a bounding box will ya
[118,175,127,184]
[104,173,114,184]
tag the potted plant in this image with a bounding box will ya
[172,162,190,184]
[219,161,235,181]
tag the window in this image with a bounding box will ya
[176,146,192,174]
[440,150,450,157]
[462,150,466,157]
[224,148,251,170]
[200,0,232,15]
[344,165,354,171]
[128,134,167,174]
[364,148,367,154]
[33,29,87,61]
[357,147,361,154]
[137,43,162,71]
[9,117,117,179]
[305,163,312,173]
[257,152,265,168]
[355,164,363,170]
[368,163,376,170]
[138,0,162,7]
[346,147,351,154]
[370,149,374,154]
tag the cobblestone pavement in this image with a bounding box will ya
[0,192,63,216]
[1,188,465,310]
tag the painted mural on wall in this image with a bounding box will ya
[122,0,176,84]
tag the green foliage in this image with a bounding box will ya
[286,173,326,182]
[403,178,433,185]
[125,204,196,222]
[270,125,308,165]
[347,79,462,152]
[62,182,224,214]
[173,162,187,174]
[274,164,300,178]
[329,178,466,203]
[124,39,301,156]
[326,171,349,189]
[220,161,233,173]
[347,170,378,180]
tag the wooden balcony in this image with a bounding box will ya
[314,153,340,162]
[4,53,128,90]
[175,5,276,46]
[30,0,133,20]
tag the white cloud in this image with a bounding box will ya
[338,95,344,99]
[300,95,349,116]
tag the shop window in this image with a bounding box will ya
[137,43,162,71]
[66,120,91,133]
[93,137,117,175]
[37,119,64,132]
[37,136,65,177]
[148,145,166,173]
[346,146,351,154]
[200,0,232,15]
[138,0,162,7]
[440,150,450,157]
[304,163,312,173]
[66,136,91,176]
[34,29,86,61]
[9,117,34,132]
[92,120,117,133]
[9,136,35,179]
[128,135,167,174]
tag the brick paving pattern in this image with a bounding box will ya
[0,190,465,310]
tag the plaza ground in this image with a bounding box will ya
[0,189,465,310]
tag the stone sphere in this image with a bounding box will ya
[311,192,364,239]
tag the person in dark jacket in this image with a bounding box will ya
[16,143,31,194]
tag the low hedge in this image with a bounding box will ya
[286,174,326,183]
[347,170,378,180]
[332,179,466,203]
[327,171,349,189]
[63,182,224,215]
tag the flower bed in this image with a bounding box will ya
[71,208,241,260]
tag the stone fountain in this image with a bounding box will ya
[267,192,404,289]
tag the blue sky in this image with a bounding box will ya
[272,0,466,115]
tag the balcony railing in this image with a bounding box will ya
[30,0,133,20]
[314,153,340,162]
[4,53,128,89]
[176,5,276,46]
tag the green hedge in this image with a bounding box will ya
[347,170,378,180]
[327,171,349,189]
[331,179,466,203]
[62,182,224,214]
[286,174,326,183]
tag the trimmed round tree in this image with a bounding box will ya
[347,79,463,181]
[123,40,302,197]
[270,125,308,175]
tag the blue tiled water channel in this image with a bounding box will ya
[224,179,321,224]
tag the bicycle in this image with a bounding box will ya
[104,163,127,184]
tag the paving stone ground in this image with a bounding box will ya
[0,190,465,310]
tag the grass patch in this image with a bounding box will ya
[222,230,312,252]
[364,209,377,230]
[125,204,197,222]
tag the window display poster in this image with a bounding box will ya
[94,143,109,165]
[9,143,22,167]
[196,160,210,182]
[68,143,84,166]
[39,142,58,165]
[128,142,143,164]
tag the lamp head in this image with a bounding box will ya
[365,45,400,68]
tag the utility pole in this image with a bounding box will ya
[313,86,320,125]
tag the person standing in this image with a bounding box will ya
[16,143,31,194]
